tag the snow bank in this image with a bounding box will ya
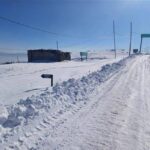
[0,56,130,130]
[0,105,8,125]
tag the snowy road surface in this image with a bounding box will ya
[1,55,150,150]
[35,55,150,150]
[47,55,150,150]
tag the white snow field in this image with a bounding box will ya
[0,51,127,105]
[1,54,150,150]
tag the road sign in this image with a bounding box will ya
[141,34,150,38]
[80,52,88,61]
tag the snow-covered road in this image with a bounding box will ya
[1,55,150,150]
[37,55,150,150]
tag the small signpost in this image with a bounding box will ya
[41,74,53,86]
[80,52,88,61]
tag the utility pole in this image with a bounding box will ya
[17,56,19,63]
[113,20,116,59]
[140,36,142,53]
[56,41,59,50]
[129,22,132,56]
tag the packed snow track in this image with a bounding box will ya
[1,55,150,150]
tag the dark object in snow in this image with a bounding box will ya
[133,49,138,53]
[28,49,71,62]
[41,74,53,86]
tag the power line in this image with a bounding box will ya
[132,31,140,35]
[0,16,137,40]
[0,16,85,39]
[62,36,114,49]
[0,16,143,51]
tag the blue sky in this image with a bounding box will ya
[0,0,150,53]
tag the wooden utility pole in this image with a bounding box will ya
[113,20,116,58]
[129,22,132,56]
[56,41,59,50]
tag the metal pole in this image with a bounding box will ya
[129,22,132,56]
[56,41,59,50]
[17,56,19,63]
[113,20,116,58]
[140,37,142,53]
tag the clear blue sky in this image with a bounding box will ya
[0,0,150,53]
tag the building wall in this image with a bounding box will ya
[64,52,71,60]
[28,49,70,62]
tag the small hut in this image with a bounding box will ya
[28,49,71,62]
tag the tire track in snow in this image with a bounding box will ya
[36,55,150,150]
[32,56,136,149]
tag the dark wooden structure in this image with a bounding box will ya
[133,49,138,54]
[28,49,71,62]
